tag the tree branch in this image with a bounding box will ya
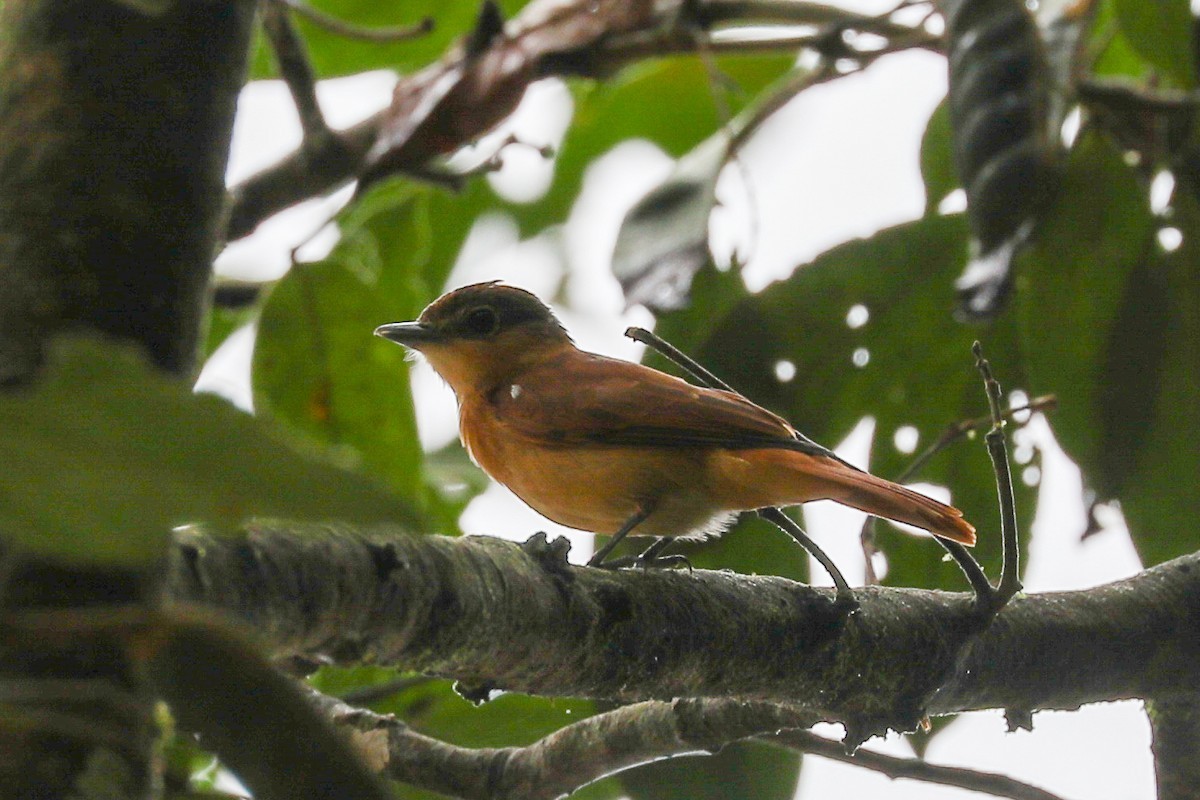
[1148,695,1200,800]
[307,689,1069,800]
[168,523,1200,729]
[224,0,939,241]
[309,692,815,800]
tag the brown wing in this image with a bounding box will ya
[495,350,832,455]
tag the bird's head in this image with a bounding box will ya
[375,282,572,395]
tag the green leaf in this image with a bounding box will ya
[613,69,813,308]
[1017,130,1155,508]
[510,55,794,237]
[623,741,800,800]
[1090,0,1157,81]
[1112,0,1196,87]
[658,216,1035,591]
[249,0,532,80]
[1105,191,1200,565]
[253,182,435,502]
[204,304,258,360]
[0,337,420,569]
[919,99,958,215]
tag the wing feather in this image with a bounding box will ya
[495,351,837,457]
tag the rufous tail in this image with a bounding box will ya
[751,450,977,545]
[822,466,976,545]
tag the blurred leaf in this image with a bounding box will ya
[510,55,794,237]
[1090,0,1156,81]
[253,182,435,502]
[147,612,394,800]
[250,177,503,537]
[417,690,596,748]
[919,99,957,215]
[658,215,1035,591]
[649,263,754,363]
[423,442,493,533]
[1112,0,1195,87]
[204,306,257,360]
[0,337,419,569]
[1017,130,1155,516]
[613,68,813,310]
[249,0,532,80]
[1108,191,1200,565]
[622,741,799,800]
[612,130,729,309]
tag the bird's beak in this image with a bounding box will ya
[374,321,442,348]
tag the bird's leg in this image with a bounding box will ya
[588,505,654,568]
[602,537,693,570]
[635,539,692,570]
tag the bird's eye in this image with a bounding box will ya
[465,306,500,336]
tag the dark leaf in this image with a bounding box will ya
[366,0,660,178]
[659,215,1035,590]
[1112,0,1196,88]
[1016,129,1154,514]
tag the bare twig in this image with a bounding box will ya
[225,0,940,241]
[770,730,1070,800]
[623,326,855,607]
[759,507,855,604]
[624,326,734,391]
[868,374,1051,609]
[1079,77,1200,113]
[279,0,434,43]
[974,342,1022,608]
[309,694,818,800]
[262,0,332,145]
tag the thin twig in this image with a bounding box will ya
[770,730,1070,800]
[974,342,1022,608]
[623,326,855,607]
[279,0,434,43]
[894,397,1058,487]
[862,395,1055,597]
[314,690,1072,800]
[624,326,734,391]
[226,0,939,241]
[262,0,332,145]
[759,507,856,605]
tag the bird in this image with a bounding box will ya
[375,282,976,568]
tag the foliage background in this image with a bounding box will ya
[184,0,1197,796]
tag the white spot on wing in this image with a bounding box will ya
[510,384,523,400]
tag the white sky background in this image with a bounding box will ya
[203,6,1155,797]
